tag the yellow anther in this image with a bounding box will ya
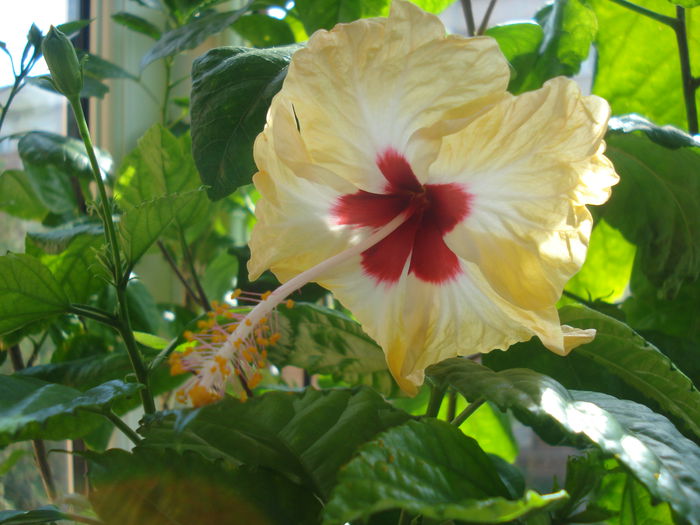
[234,367,241,376]
[259,317,268,324]
[269,333,281,344]
[248,372,263,389]
[239,390,248,402]
[226,324,237,333]
[256,337,269,346]
[211,300,220,309]
[234,339,243,348]
[261,349,268,359]
[285,299,295,309]
[183,330,195,341]
[212,333,226,343]
[197,320,208,329]
[245,318,252,326]
[230,289,242,300]
[210,365,217,373]
[168,353,188,376]
[188,384,222,407]
[261,291,272,300]
[224,310,235,319]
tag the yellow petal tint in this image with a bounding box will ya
[248,0,618,394]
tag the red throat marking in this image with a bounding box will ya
[333,148,472,284]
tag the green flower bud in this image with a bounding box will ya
[41,26,83,98]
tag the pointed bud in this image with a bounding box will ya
[41,26,83,98]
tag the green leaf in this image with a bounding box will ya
[0,506,67,524]
[485,22,543,91]
[601,132,700,296]
[271,302,396,395]
[111,12,162,40]
[116,125,203,208]
[55,20,91,38]
[87,448,321,525]
[140,387,411,498]
[610,114,700,149]
[190,44,301,200]
[565,219,636,303]
[0,377,142,445]
[0,253,70,336]
[118,190,206,265]
[141,7,250,69]
[133,331,170,350]
[27,73,110,99]
[17,131,112,214]
[26,224,105,303]
[291,0,453,34]
[484,304,700,443]
[232,14,296,47]
[591,0,700,130]
[510,0,597,93]
[201,250,238,301]
[80,51,138,81]
[669,0,700,5]
[323,419,567,525]
[427,359,700,523]
[0,170,47,220]
[593,463,673,525]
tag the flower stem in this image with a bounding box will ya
[477,0,498,35]
[217,211,411,362]
[607,0,676,27]
[101,409,142,445]
[674,7,698,135]
[459,0,476,36]
[426,383,446,417]
[68,95,155,415]
[178,227,210,310]
[451,398,484,427]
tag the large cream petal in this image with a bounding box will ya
[432,78,618,352]
[273,0,510,192]
[319,257,556,394]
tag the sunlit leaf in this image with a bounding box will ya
[565,219,636,303]
[232,14,296,47]
[0,506,67,524]
[591,0,700,130]
[485,304,700,442]
[428,359,700,522]
[485,22,543,91]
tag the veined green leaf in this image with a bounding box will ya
[601,132,700,296]
[111,12,162,40]
[0,505,68,524]
[323,419,566,525]
[271,302,395,395]
[139,387,411,499]
[591,0,700,130]
[141,7,250,69]
[0,377,142,445]
[0,253,70,336]
[118,190,206,265]
[484,304,700,443]
[190,44,301,199]
[427,359,700,523]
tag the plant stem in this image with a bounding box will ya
[451,398,484,427]
[116,288,156,414]
[674,7,699,135]
[446,389,457,421]
[426,383,446,418]
[397,510,411,525]
[178,227,210,310]
[161,57,173,126]
[9,346,57,501]
[0,77,23,134]
[157,240,200,305]
[69,304,120,328]
[459,0,476,36]
[62,513,104,525]
[477,0,498,35]
[101,409,142,445]
[68,96,122,280]
[608,0,676,27]
[68,95,155,415]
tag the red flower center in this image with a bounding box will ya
[333,148,472,284]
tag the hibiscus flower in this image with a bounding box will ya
[225,0,618,396]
